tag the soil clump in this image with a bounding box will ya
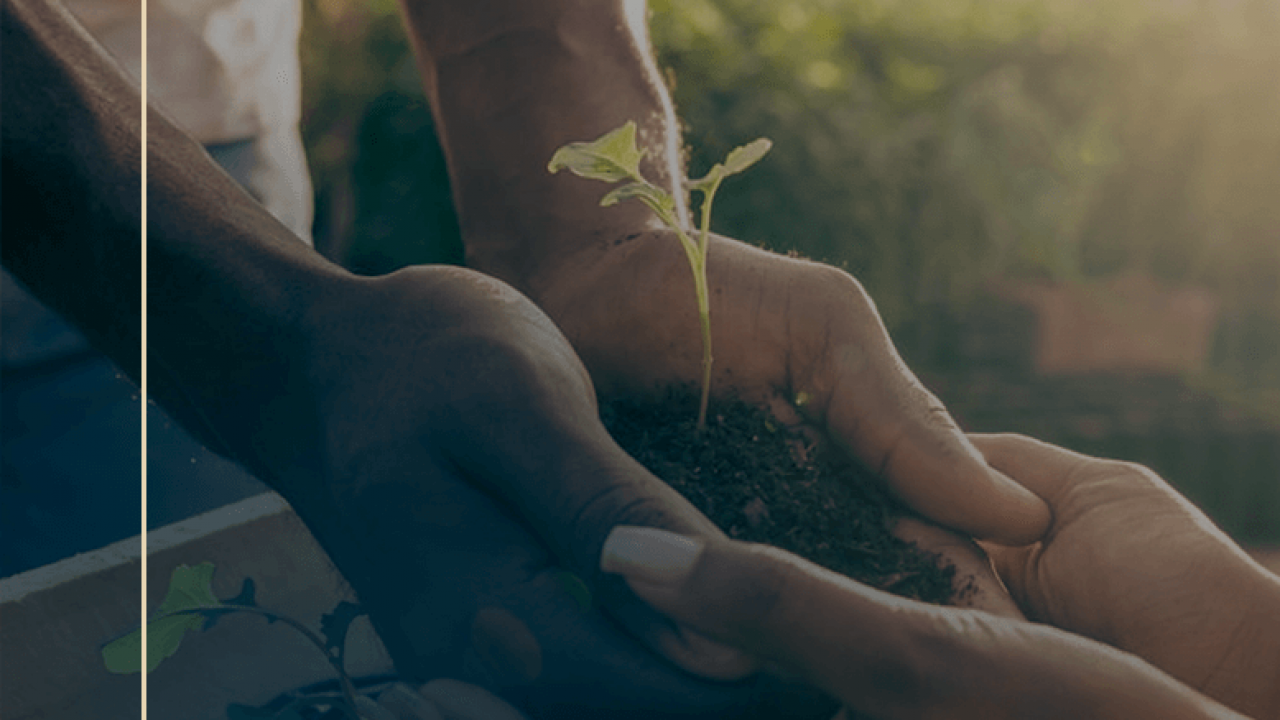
[601,388,969,605]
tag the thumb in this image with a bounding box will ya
[599,525,929,717]
[818,339,1051,545]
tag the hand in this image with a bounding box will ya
[534,231,1032,631]
[600,525,1251,720]
[260,265,844,718]
[372,679,529,720]
[971,434,1280,719]
[535,230,1050,545]
[286,266,1014,715]
[395,0,1049,551]
[0,4,829,713]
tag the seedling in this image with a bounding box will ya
[101,562,372,720]
[549,122,771,430]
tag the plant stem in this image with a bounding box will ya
[671,225,713,431]
[691,180,723,432]
[694,253,713,431]
[159,606,366,719]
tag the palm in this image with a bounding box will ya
[976,435,1263,695]
[1024,476,1231,660]
[539,230,1050,547]
[536,230,1048,617]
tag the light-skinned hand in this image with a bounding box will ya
[398,0,1052,555]
[971,434,1280,718]
[601,524,1253,720]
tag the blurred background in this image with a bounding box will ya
[297,0,1279,546]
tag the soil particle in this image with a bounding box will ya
[601,387,967,606]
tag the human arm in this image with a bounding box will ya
[971,434,1280,719]
[1,2,819,715]
[394,0,1050,546]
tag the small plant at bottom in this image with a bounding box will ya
[101,562,373,720]
[548,122,771,430]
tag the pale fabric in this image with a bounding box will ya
[64,0,313,240]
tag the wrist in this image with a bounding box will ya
[1199,563,1280,718]
[399,0,683,292]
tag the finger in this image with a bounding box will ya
[600,526,930,717]
[968,433,1096,505]
[891,516,1024,619]
[601,526,1251,720]
[428,326,760,679]
[428,312,724,572]
[820,339,1050,545]
[414,679,529,720]
[376,683,446,720]
[786,271,1049,544]
[974,535,1047,621]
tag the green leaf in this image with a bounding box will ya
[601,181,679,225]
[601,179,680,221]
[688,138,771,193]
[686,164,726,194]
[721,138,772,176]
[600,181,669,210]
[547,121,645,183]
[157,562,221,615]
[102,612,206,674]
[101,625,145,674]
[100,562,223,674]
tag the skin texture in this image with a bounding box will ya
[396,0,1052,551]
[971,434,1280,720]
[601,522,1256,720]
[1,2,814,716]
[396,0,1040,677]
[18,1,1263,717]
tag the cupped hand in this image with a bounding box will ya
[971,434,1280,718]
[290,265,836,718]
[600,525,1250,720]
[534,230,1050,544]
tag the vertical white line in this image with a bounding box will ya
[139,0,149,715]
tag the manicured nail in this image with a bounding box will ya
[601,526,705,586]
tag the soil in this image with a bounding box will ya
[601,387,971,606]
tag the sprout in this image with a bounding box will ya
[550,122,771,430]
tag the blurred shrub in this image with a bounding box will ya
[299,0,1280,402]
[300,0,462,273]
[649,0,1119,324]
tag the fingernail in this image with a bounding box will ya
[601,526,705,586]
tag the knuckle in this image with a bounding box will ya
[573,474,715,576]
[1106,459,1166,489]
[917,386,959,430]
[808,263,878,315]
[576,483,680,548]
[711,544,800,632]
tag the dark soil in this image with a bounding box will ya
[601,387,969,606]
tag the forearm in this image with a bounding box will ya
[397,0,685,296]
[1,0,144,371]
[145,103,355,488]
[2,0,354,489]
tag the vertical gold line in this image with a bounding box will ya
[139,0,149,715]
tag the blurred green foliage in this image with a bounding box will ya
[300,0,462,273]
[299,0,1280,404]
